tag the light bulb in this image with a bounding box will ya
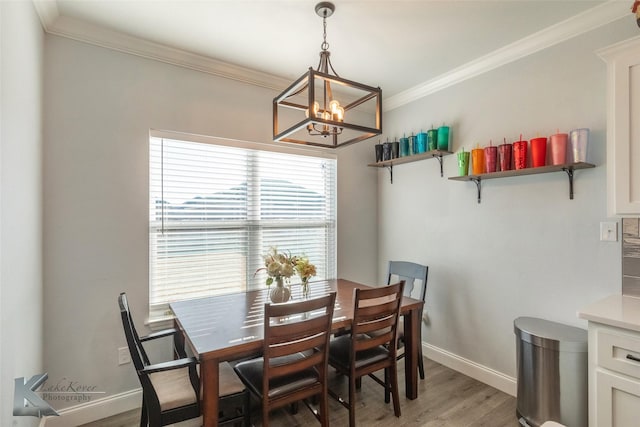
[329,99,340,114]
[336,106,345,122]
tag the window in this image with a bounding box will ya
[149,134,337,317]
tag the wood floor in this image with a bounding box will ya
[80,357,519,427]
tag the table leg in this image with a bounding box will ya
[403,309,419,399]
[201,359,219,427]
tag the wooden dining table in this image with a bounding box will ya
[170,278,424,427]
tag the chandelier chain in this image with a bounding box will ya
[321,16,329,51]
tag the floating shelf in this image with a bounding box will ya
[368,149,453,183]
[448,162,595,203]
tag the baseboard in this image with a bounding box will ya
[38,344,515,427]
[423,342,517,397]
[40,388,142,427]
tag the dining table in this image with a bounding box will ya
[170,278,424,427]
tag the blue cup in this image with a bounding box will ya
[416,132,427,153]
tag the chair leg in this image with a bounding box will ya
[140,400,147,427]
[243,390,251,427]
[384,368,390,404]
[262,402,270,427]
[319,387,329,426]
[348,373,356,427]
[418,347,425,380]
[390,363,401,418]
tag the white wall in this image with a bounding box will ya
[0,1,44,426]
[379,20,638,387]
[42,33,378,419]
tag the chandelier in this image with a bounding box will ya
[273,2,382,148]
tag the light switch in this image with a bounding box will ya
[600,221,618,242]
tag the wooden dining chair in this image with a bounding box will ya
[328,281,405,427]
[387,261,429,380]
[233,292,337,427]
[118,293,250,427]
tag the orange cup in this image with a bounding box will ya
[471,148,485,175]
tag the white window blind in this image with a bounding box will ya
[149,136,337,317]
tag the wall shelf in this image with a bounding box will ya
[448,162,595,203]
[368,149,453,183]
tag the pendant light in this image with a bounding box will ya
[273,2,382,148]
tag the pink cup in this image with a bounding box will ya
[530,137,547,167]
[550,133,568,165]
[484,146,497,173]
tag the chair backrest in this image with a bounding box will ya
[351,281,405,359]
[262,292,337,398]
[118,292,150,372]
[387,261,428,302]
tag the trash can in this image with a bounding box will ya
[514,317,587,427]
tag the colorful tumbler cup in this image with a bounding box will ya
[471,148,484,175]
[550,133,567,165]
[513,140,528,170]
[570,128,589,163]
[484,146,498,173]
[437,126,450,151]
[498,143,512,171]
[415,132,427,154]
[399,137,410,157]
[427,129,438,151]
[530,137,547,167]
[457,151,470,176]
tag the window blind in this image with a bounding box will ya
[149,136,337,317]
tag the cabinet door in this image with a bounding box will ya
[595,369,640,427]
[601,36,640,216]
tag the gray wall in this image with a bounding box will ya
[0,1,44,426]
[379,20,637,380]
[42,34,378,411]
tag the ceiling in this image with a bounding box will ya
[35,1,632,110]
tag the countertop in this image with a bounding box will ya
[578,294,640,332]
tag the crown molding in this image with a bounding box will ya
[32,1,631,110]
[384,0,631,111]
[32,0,59,32]
[32,4,291,91]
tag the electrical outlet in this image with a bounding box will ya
[118,347,131,365]
[600,221,618,242]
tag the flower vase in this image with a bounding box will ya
[301,278,310,299]
[269,277,290,303]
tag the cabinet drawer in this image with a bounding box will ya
[597,327,640,379]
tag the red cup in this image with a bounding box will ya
[550,133,568,165]
[484,146,497,173]
[513,141,528,170]
[498,144,512,171]
[530,137,547,167]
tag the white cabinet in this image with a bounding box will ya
[600,36,640,216]
[588,323,640,426]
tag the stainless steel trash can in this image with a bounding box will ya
[514,317,587,427]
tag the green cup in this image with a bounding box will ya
[457,151,470,176]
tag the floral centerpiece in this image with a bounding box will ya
[256,247,316,302]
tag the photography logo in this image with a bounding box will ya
[13,373,58,418]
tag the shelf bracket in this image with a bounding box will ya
[385,165,393,184]
[433,153,445,177]
[562,167,575,200]
[471,177,482,204]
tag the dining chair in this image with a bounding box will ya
[387,261,429,380]
[327,281,405,427]
[118,293,250,427]
[233,292,337,427]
